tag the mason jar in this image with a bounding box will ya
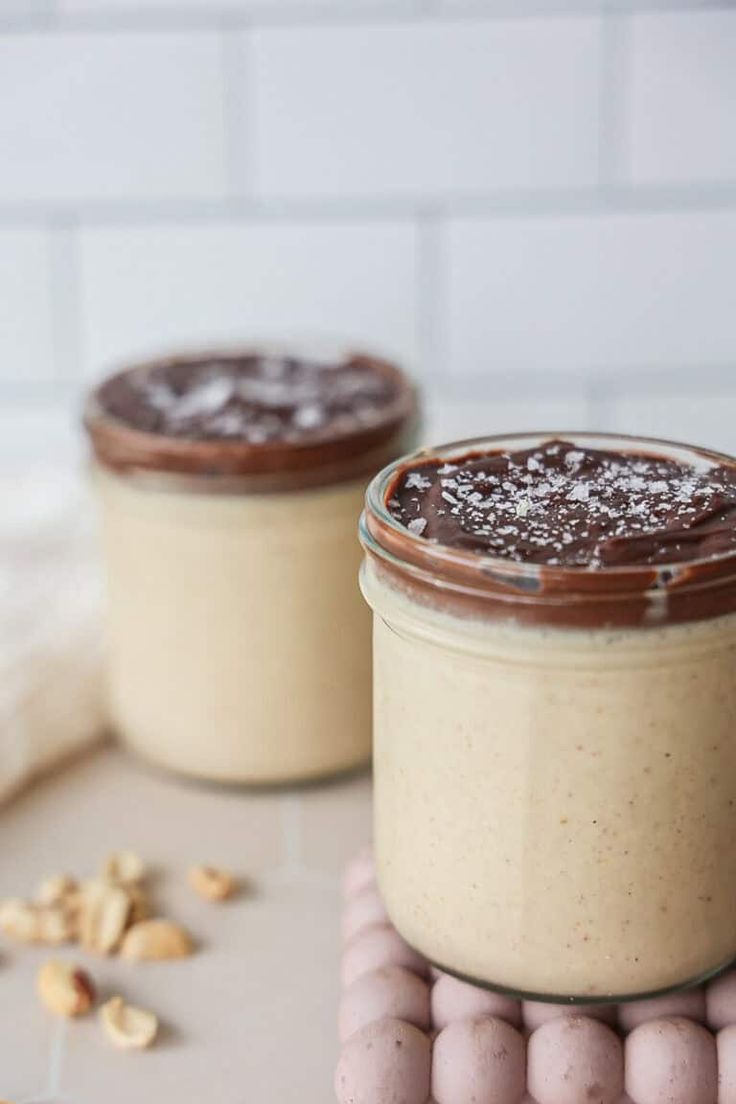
[84,346,417,785]
[360,432,736,1002]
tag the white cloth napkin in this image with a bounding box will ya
[0,467,106,803]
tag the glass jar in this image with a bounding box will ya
[85,347,418,785]
[360,432,736,1002]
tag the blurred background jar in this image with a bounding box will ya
[85,346,418,784]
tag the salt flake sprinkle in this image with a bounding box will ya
[388,439,736,568]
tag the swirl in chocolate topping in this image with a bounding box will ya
[95,353,401,444]
[387,439,736,569]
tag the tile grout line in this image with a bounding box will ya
[47,219,83,386]
[0,0,724,36]
[219,17,251,201]
[45,1019,67,1099]
[597,8,629,197]
[0,183,735,229]
[414,211,444,379]
[278,793,305,873]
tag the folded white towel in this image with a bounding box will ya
[0,467,106,803]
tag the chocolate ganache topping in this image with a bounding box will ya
[96,353,402,444]
[387,439,736,569]
[85,350,417,489]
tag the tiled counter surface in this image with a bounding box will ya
[0,747,372,1103]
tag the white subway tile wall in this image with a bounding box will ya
[445,210,736,376]
[0,2,735,463]
[0,32,228,204]
[623,11,736,186]
[0,229,56,383]
[250,19,601,198]
[78,221,420,377]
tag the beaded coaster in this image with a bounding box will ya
[336,847,736,1104]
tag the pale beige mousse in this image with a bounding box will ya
[98,472,371,782]
[360,433,736,1000]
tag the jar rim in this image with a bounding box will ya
[84,344,419,493]
[360,430,736,629]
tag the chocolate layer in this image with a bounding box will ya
[387,439,736,569]
[96,353,402,444]
[85,349,417,490]
[362,434,736,629]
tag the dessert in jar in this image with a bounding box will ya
[360,432,736,1001]
[84,347,417,785]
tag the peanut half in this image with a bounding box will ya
[120,919,193,961]
[100,996,159,1050]
[0,899,40,943]
[103,850,146,886]
[79,879,131,956]
[37,906,76,946]
[37,959,96,1018]
[36,874,78,908]
[188,865,237,902]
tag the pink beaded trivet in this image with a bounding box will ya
[335,847,736,1104]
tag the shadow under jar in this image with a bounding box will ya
[360,432,736,1002]
[84,347,417,785]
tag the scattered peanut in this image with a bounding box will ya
[36,874,78,908]
[100,996,159,1050]
[103,850,146,886]
[125,883,151,925]
[0,898,40,943]
[37,906,75,946]
[37,959,96,1018]
[120,919,193,962]
[188,865,237,902]
[79,880,131,955]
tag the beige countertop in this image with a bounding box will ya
[0,747,372,1103]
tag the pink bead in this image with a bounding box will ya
[707,971,736,1031]
[432,973,522,1030]
[339,965,431,1042]
[625,1017,717,1104]
[432,1016,526,1104]
[335,1018,431,1104]
[717,1025,736,1103]
[619,987,706,1032]
[342,888,390,943]
[528,1015,624,1104]
[523,1000,617,1031]
[341,924,429,988]
[342,847,376,900]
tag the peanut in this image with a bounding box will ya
[100,995,158,1050]
[37,959,95,1017]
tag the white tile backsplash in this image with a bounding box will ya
[78,220,419,378]
[424,392,592,445]
[445,210,736,378]
[0,31,227,204]
[249,18,601,200]
[623,11,736,186]
[0,228,55,383]
[605,388,736,458]
[58,0,407,9]
[0,5,734,463]
[0,402,81,463]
